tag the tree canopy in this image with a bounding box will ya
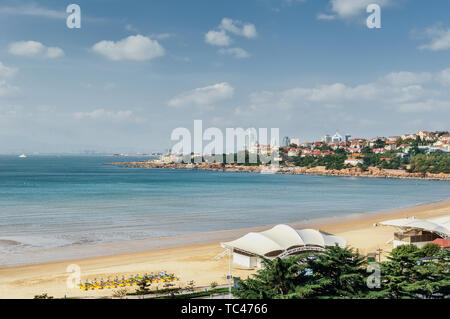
[232,244,449,299]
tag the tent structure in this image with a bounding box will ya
[220,224,346,268]
[377,216,450,248]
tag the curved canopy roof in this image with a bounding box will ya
[379,217,450,238]
[222,224,346,257]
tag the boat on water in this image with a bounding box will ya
[18,154,27,158]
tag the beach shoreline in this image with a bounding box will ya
[1,198,449,299]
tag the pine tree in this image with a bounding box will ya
[232,256,306,299]
[294,245,368,298]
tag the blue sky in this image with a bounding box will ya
[0,0,449,153]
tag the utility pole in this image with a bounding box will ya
[376,248,383,262]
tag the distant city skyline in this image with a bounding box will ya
[0,0,450,154]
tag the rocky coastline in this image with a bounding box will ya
[107,161,450,181]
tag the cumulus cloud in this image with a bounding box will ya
[384,71,432,86]
[74,108,134,121]
[205,30,232,47]
[218,47,251,59]
[168,82,234,108]
[220,18,257,39]
[318,0,392,20]
[205,18,257,50]
[92,35,165,61]
[419,27,450,51]
[9,41,64,58]
[238,67,450,116]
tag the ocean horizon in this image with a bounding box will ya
[1,155,450,266]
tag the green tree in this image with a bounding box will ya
[375,244,449,299]
[233,246,367,299]
[232,256,305,299]
[293,246,368,298]
[420,243,442,257]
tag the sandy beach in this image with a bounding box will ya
[1,199,449,299]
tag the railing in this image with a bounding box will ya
[278,246,324,259]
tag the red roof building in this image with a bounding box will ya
[432,238,450,248]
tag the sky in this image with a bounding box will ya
[0,0,449,153]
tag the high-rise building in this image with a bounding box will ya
[322,135,332,143]
[282,136,290,147]
[345,134,351,142]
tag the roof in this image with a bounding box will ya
[378,217,450,238]
[432,238,450,248]
[221,224,346,257]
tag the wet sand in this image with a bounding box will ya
[0,199,449,299]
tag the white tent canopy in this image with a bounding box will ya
[378,217,450,238]
[221,224,346,258]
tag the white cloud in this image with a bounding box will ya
[168,82,234,108]
[9,41,64,59]
[220,18,257,39]
[419,27,450,51]
[319,0,392,20]
[218,47,251,59]
[238,67,450,116]
[0,62,18,78]
[74,109,134,121]
[397,100,450,113]
[92,35,165,61]
[0,4,65,19]
[384,71,432,86]
[438,68,450,86]
[205,30,232,47]
[205,18,257,49]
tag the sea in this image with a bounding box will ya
[1,155,449,266]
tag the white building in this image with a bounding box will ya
[344,158,364,166]
[331,132,343,142]
[221,224,346,268]
[290,138,300,146]
[378,217,450,248]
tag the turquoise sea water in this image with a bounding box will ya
[0,155,449,265]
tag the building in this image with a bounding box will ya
[322,135,332,143]
[282,136,291,147]
[287,148,299,157]
[378,216,450,248]
[331,132,343,142]
[344,158,364,166]
[221,224,346,268]
[345,134,351,142]
[290,138,300,146]
[431,238,450,250]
